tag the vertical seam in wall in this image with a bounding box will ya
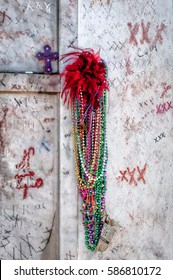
[59,0,79,260]
[57,93,60,259]
[76,0,79,260]
[56,0,60,260]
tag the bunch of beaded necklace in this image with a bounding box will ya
[61,48,109,251]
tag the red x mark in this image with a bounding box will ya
[137,164,147,184]
[156,101,173,114]
[127,22,140,46]
[156,103,165,114]
[153,23,166,45]
[167,101,173,110]
[119,170,128,182]
[127,167,137,186]
[161,103,167,112]
[140,21,151,44]
[117,164,147,186]
[160,84,172,98]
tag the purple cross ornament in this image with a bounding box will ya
[36,45,59,74]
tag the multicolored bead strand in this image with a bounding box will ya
[61,49,109,251]
[71,86,108,251]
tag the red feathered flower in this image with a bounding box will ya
[60,48,109,108]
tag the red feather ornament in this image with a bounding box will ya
[60,48,109,108]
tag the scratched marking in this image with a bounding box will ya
[140,21,151,44]
[128,22,166,46]
[156,101,173,114]
[109,40,126,52]
[64,250,75,260]
[153,23,166,45]
[64,133,71,138]
[44,105,54,111]
[44,118,55,123]
[89,0,110,7]
[40,136,50,152]
[36,2,43,10]
[0,11,11,25]
[34,203,46,210]
[14,147,44,199]
[137,45,157,57]
[124,117,142,133]
[160,83,172,98]
[154,133,165,143]
[0,230,11,249]
[127,22,140,46]
[3,206,23,228]
[125,58,133,76]
[26,1,52,14]
[139,98,154,108]
[26,0,34,11]
[117,164,147,186]
[0,204,55,259]
[63,170,70,175]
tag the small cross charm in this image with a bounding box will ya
[36,45,59,74]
